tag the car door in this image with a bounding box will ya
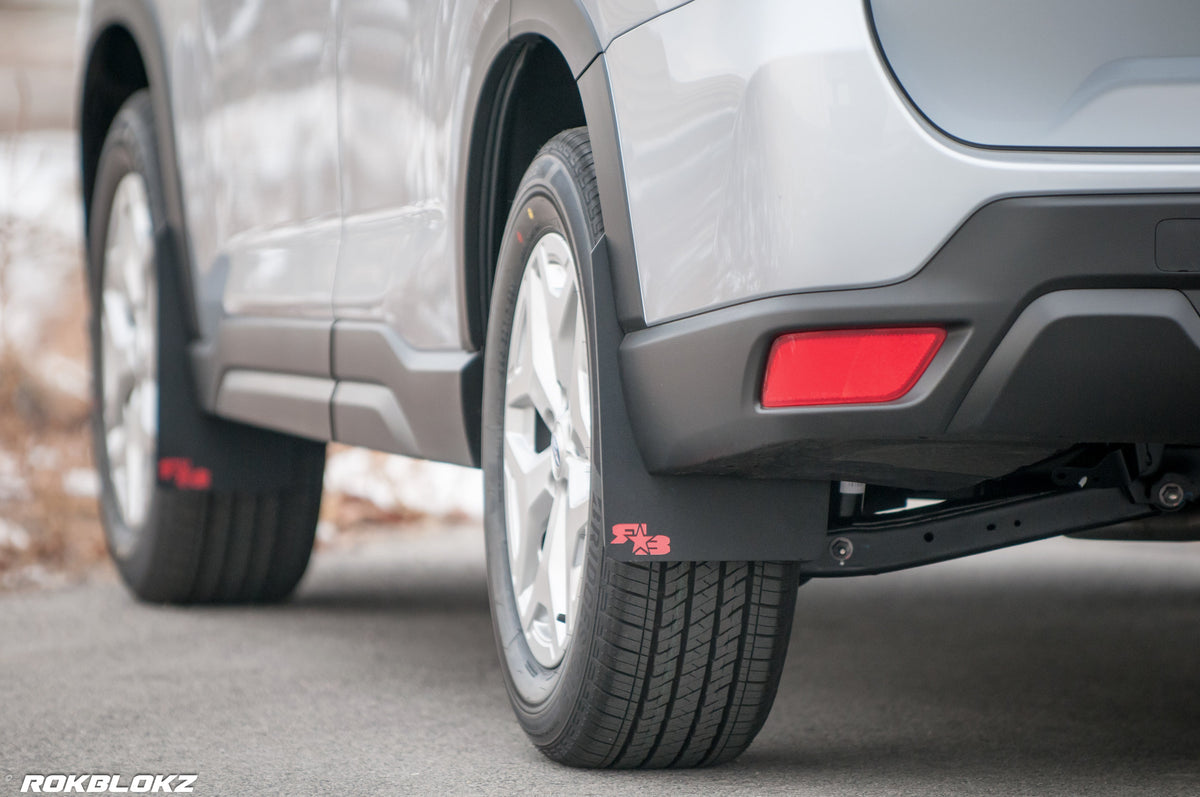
[197,0,341,323]
[334,0,502,352]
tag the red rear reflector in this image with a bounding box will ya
[762,327,946,408]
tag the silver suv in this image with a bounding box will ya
[79,0,1200,767]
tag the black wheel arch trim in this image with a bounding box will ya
[463,0,649,347]
[81,0,199,339]
[510,0,605,79]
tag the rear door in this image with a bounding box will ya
[197,0,341,321]
[334,0,503,352]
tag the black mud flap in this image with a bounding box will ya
[587,238,830,563]
[155,228,323,494]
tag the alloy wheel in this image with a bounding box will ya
[502,231,592,669]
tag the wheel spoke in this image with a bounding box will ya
[507,283,560,426]
[542,485,570,623]
[102,291,137,380]
[106,425,127,476]
[503,432,553,589]
[524,265,567,423]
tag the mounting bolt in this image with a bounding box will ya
[1156,481,1186,510]
[830,537,854,564]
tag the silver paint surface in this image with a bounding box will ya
[193,0,342,318]
[870,0,1200,149]
[335,0,501,350]
[153,0,1200,361]
[579,0,690,45]
[604,0,1200,326]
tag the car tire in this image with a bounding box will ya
[482,128,800,768]
[88,90,325,604]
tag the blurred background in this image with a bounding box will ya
[0,0,482,591]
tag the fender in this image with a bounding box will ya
[510,0,605,78]
[81,0,199,338]
[509,0,648,329]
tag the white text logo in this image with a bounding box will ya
[21,775,197,793]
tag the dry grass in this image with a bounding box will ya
[0,223,105,590]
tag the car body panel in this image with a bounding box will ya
[335,0,503,352]
[579,0,691,48]
[604,0,1200,326]
[869,0,1200,149]
[194,0,341,321]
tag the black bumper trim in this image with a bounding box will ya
[620,193,1200,490]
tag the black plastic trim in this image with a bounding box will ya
[510,0,604,78]
[578,56,646,332]
[621,193,1200,489]
[457,0,516,351]
[82,0,199,337]
[332,321,480,467]
[190,317,332,409]
[949,289,1200,440]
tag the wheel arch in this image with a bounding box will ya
[461,36,587,353]
[459,4,646,464]
[80,3,178,233]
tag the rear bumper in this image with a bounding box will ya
[619,193,1200,491]
[603,0,1200,327]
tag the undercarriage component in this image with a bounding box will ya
[801,487,1153,577]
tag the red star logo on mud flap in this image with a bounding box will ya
[610,523,672,556]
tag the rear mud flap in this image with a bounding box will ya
[588,238,830,562]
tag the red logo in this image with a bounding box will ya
[158,457,213,490]
[610,523,671,556]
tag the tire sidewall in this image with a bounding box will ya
[483,141,610,744]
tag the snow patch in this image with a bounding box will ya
[27,444,60,470]
[0,448,30,501]
[324,448,483,520]
[0,518,30,551]
[62,467,98,498]
[315,520,338,544]
[34,352,89,399]
[0,131,83,350]
[0,131,81,237]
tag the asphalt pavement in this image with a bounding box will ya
[1,525,1197,796]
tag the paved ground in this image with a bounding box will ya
[1,525,1197,796]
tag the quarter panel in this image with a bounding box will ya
[604,0,1200,326]
[869,0,1200,149]
[577,0,691,48]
